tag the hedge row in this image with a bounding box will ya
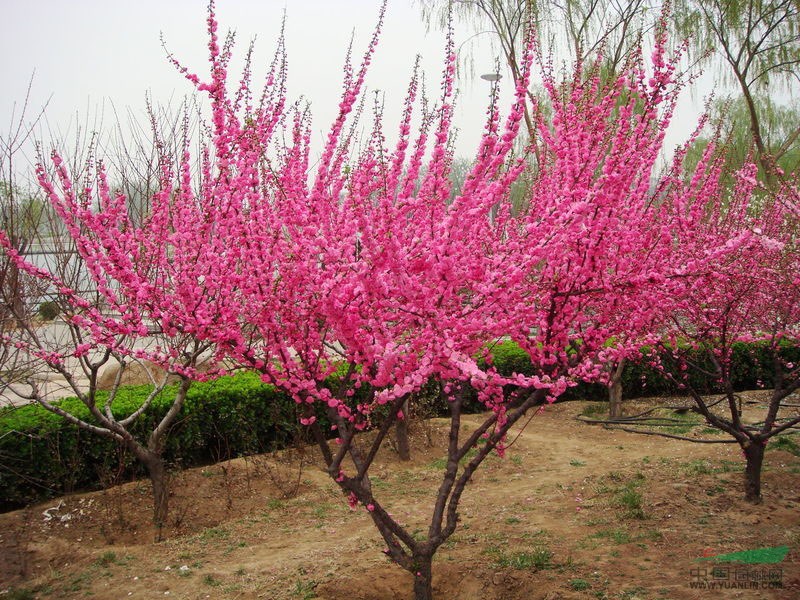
[1,340,796,510]
[0,372,330,511]
[486,340,800,399]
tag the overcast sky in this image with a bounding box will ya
[1,0,708,173]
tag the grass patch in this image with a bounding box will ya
[682,459,714,475]
[2,589,36,600]
[484,542,554,570]
[682,458,740,476]
[581,403,607,418]
[199,526,229,542]
[662,411,703,435]
[700,427,725,436]
[589,528,631,545]
[769,435,800,456]
[428,447,479,470]
[597,472,647,519]
[570,578,591,591]
[94,551,121,568]
[616,487,645,519]
[266,498,286,510]
[292,579,318,599]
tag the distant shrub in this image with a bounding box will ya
[38,301,59,320]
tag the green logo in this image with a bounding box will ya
[697,546,789,564]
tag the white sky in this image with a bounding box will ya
[1,0,709,175]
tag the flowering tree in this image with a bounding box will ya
[139,5,707,598]
[653,159,800,503]
[157,8,542,596]
[0,133,229,537]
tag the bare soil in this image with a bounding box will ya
[2,395,799,600]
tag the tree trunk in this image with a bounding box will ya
[608,359,625,419]
[137,449,169,540]
[412,552,434,600]
[396,397,411,461]
[743,441,765,504]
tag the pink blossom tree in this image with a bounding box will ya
[0,128,231,537]
[147,5,706,598]
[653,159,800,503]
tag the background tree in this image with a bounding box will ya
[417,0,659,117]
[0,119,227,538]
[0,82,51,339]
[581,146,800,503]
[674,0,800,185]
[685,95,800,190]
[660,168,799,503]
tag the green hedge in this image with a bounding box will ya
[484,339,799,400]
[0,373,327,511]
[620,341,800,397]
[1,340,796,511]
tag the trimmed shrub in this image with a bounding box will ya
[0,374,324,511]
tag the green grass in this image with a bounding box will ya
[682,459,714,475]
[499,549,553,570]
[66,570,93,593]
[682,458,740,476]
[199,526,229,541]
[484,540,554,571]
[427,447,479,470]
[589,528,631,545]
[266,498,286,510]
[597,472,647,519]
[581,403,608,418]
[700,427,725,436]
[769,435,800,456]
[293,579,318,599]
[2,589,36,600]
[662,411,703,435]
[616,487,645,519]
[93,551,121,568]
[570,578,591,591]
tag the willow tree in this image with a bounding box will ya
[674,0,800,185]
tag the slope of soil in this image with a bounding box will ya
[1,396,799,599]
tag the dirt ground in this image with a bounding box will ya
[2,395,799,600]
